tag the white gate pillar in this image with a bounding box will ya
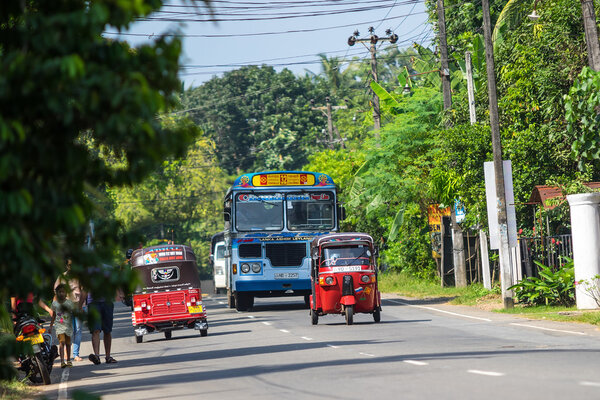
[567,193,600,309]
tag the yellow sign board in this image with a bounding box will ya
[252,173,315,187]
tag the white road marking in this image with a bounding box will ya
[279,329,290,333]
[387,299,492,322]
[403,360,428,366]
[510,323,586,336]
[467,370,505,377]
[58,368,70,400]
[247,315,255,319]
[301,336,313,341]
[327,344,339,349]
[359,352,375,357]
[262,321,272,326]
[218,301,225,305]
[580,381,600,387]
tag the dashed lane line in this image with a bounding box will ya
[403,360,428,366]
[509,323,586,336]
[279,329,290,333]
[327,344,339,349]
[580,381,600,387]
[359,352,375,357]
[467,370,505,377]
[301,336,313,341]
[262,321,272,326]
[387,299,492,322]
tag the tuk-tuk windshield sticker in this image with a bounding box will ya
[151,266,180,283]
[144,246,184,264]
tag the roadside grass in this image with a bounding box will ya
[379,271,600,325]
[0,379,37,400]
[378,271,500,306]
[495,304,600,325]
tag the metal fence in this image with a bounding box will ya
[518,234,573,278]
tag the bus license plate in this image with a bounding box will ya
[188,305,203,314]
[274,273,298,279]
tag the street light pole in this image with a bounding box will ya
[482,0,514,309]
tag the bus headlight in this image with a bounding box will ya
[241,263,250,273]
[251,263,261,273]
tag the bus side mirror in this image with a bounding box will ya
[337,204,346,221]
[223,209,231,222]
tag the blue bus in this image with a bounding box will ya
[223,171,343,311]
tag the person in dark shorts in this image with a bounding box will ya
[81,284,121,365]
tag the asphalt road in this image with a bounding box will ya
[39,294,600,400]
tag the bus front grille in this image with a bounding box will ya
[265,243,306,267]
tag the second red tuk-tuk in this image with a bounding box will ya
[130,244,208,342]
[309,233,381,325]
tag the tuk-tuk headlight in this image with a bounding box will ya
[361,275,370,283]
[325,276,334,285]
[241,263,250,273]
[251,263,261,273]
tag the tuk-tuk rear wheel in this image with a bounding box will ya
[345,305,354,325]
[373,308,381,323]
[200,329,208,337]
[135,335,143,344]
[311,309,318,325]
[164,331,172,339]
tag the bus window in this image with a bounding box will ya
[235,193,283,231]
[287,192,334,231]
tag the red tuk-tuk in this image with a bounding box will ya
[130,244,208,342]
[309,233,381,325]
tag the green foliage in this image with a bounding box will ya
[180,66,327,173]
[565,67,600,169]
[0,0,204,378]
[509,259,575,306]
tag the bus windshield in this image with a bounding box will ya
[286,191,334,231]
[235,193,284,231]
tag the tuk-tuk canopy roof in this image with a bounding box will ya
[311,232,374,248]
[130,244,200,293]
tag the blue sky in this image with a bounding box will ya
[104,0,433,88]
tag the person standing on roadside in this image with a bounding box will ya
[49,284,74,368]
[80,264,122,365]
[54,258,83,362]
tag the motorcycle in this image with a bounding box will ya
[14,314,57,385]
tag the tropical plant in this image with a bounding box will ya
[509,259,575,306]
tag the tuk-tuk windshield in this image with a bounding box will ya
[322,245,371,267]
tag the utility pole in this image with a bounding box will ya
[435,0,466,287]
[311,97,347,149]
[581,0,600,71]
[348,27,398,137]
[465,50,493,289]
[482,0,514,309]
[465,51,477,124]
[437,0,452,116]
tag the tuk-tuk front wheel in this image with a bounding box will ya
[136,335,143,344]
[164,331,172,340]
[373,307,381,323]
[345,305,354,325]
[311,309,318,325]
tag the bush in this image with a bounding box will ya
[509,259,575,306]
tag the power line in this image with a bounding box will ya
[103,10,427,39]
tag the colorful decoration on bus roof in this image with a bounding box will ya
[233,171,335,188]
